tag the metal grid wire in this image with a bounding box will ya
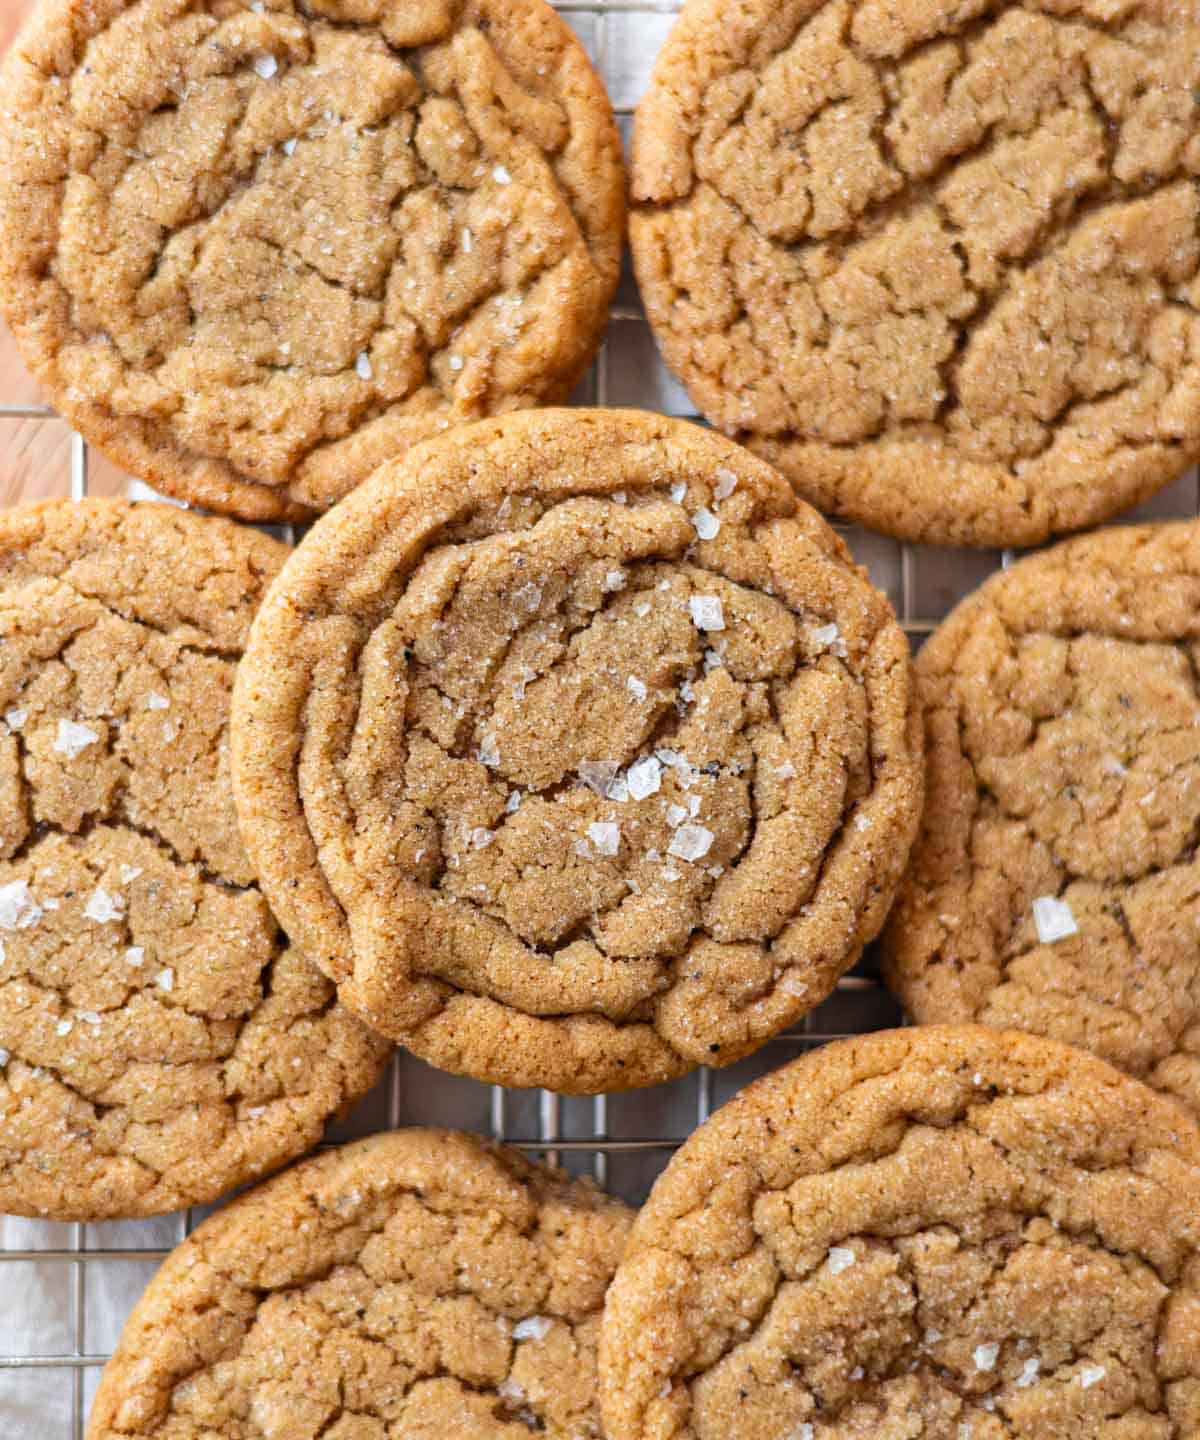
[1,2,1199,1434]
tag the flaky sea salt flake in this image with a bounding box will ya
[0,881,41,931]
[120,865,142,884]
[469,828,494,850]
[626,757,661,800]
[125,947,145,968]
[1017,1358,1040,1388]
[146,693,169,711]
[603,569,626,593]
[714,468,738,501]
[692,508,720,540]
[812,622,840,648]
[513,1316,552,1342]
[670,482,687,503]
[4,708,26,731]
[1032,895,1077,944]
[479,734,500,769]
[827,1246,855,1274]
[668,824,714,862]
[579,760,620,797]
[54,719,99,758]
[493,164,512,184]
[1078,1365,1106,1389]
[689,596,725,632]
[157,968,175,992]
[355,351,373,381]
[627,676,647,702]
[84,887,123,923]
[974,1343,999,1372]
[253,53,278,79]
[587,822,620,857]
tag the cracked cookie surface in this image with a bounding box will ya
[631,0,1200,547]
[0,500,390,1220]
[885,522,1200,1127]
[599,1025,1200,1440]
[87,1128,633,1440]
[231,409,923,1093]
[0,0,624,521]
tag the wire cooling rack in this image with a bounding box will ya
[2,1,1199,1435]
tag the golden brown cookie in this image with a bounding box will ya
[0,0,624,521]
[0,500,390,1220]
[885,522,1200,1126]
[630,0,1200,547]
[231,408,923,1094]
[86,1127,632,1440]
[599,1025,1200,1440]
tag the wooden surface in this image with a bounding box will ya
[0,5,25,59]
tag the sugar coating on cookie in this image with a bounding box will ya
[599,1026,1200,1439]
[0,501,389,1220]
[86,1128,632,1440]
[232,409,923,1093]
[631,0,1200,547]
[885,521,1200,1125]
[0,0,624,521]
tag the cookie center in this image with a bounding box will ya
[409,548,803,957]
